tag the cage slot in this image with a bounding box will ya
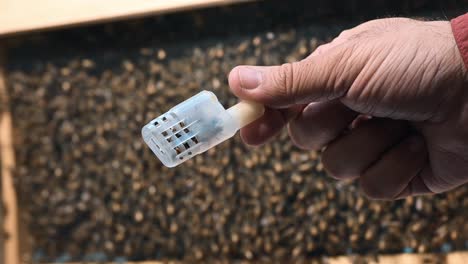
[183,142,190,150]
[176,120,197,131]
[161,118,187,138]
[174,133,199,153]
[174,146,182,154]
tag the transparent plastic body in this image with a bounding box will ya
[142,91,242,167]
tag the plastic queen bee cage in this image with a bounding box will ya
[142,90,264,167]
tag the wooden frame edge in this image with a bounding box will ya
[0,44,20,264]
[0,0,253,37]
[44,252,468,264]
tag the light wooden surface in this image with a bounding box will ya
[0,46,20,264]
[331,254,439,264]
[51,252,468,263]
[0,0,251,36]
[447,252,468,263]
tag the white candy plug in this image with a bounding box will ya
[142,90,264,167]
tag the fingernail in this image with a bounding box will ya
[238,67,262,90]
[409,136,424,152]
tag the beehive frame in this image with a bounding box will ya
[1,42,468,264]
[1,1,468,263]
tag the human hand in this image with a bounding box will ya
[228,18,468,200]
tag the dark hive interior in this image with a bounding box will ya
[4,0,468,262]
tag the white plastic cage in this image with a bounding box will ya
[142,90,264,167]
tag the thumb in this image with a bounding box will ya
[228,42,358,108]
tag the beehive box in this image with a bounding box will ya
[1,0,468,263]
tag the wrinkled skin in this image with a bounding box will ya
[228,18,468,200]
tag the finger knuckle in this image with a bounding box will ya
[314,44,328,54]
[273,62,301,103]
[337,29,350,38]
[278,62,294,92]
